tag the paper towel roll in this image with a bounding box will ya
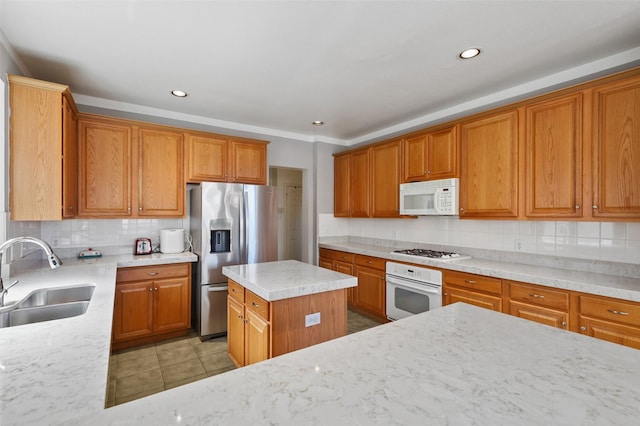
[160,229,184,254]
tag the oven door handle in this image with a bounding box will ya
[386,275,441,295]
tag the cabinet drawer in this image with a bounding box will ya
[333,251,354,263]
[444,271,502,295]
[246,290,269,320]
[319,248,334,260]
[117,263,189,283]
[228,280,245,303]
[508,281,569,310]
[355,255,385,270]
[579,295,640,327]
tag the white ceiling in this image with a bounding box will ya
[1,1,640,145]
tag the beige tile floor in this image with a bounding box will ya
[106,309,383,407]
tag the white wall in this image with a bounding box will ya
[319,214,640,263]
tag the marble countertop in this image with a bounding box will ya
[0,252,196,426]
[319,241,640,302]
[222,259,357,301]
[72,303,640,425]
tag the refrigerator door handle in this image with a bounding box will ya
[240,188,247,264]
[207,285,229,292]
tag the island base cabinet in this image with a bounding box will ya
[227,279,348,367]
[227,295,271,368]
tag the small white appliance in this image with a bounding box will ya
[386,261,442,321]
[399,178,459,216]
[160,229,185,253]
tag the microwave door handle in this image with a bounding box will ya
[434,188,444,214]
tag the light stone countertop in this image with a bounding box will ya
[70,303,640,425]
[319,241,640,302]
[222,259,357,301]
[0,252,196,426]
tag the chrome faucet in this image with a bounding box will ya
[0,237,63,306]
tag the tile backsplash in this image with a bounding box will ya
[40,218,188,258]
[318,214,640,264]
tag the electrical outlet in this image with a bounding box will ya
[51,237,60,248]
[514,239,523,251]
[305,312,321,327]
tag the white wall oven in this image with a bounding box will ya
[385,262,442,321]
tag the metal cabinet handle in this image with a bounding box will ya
[460,207,465,211]
[465,280,476,284]
[607,309,629,316]
[148,272,159,276]
[237,314,243,319]
[592,205,598,209]
[561,321,567,328]
[575,205,580,210]
[580,326,586,331]
[149,288,153,292]
[252,302,259,308]
[154,288,158,291]
[243,319,249,323]
[528,293,545,299]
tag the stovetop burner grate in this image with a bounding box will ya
[392,248,468,260]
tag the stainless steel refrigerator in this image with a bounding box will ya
[190,182,278,340]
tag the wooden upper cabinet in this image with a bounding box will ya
[525,93,583,218]
[371,140,402,217]
[403,125,458,182]
[8,74,78,221]
[334,153,350,217]
[138,128,184,217]
[185,134,228,182]
[78,116,133,217]
[62,96,78,218]
[350,149,370,217]
[592,75,640,219]
[460,110,520,218]
[230,140,267,185]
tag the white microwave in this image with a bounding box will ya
[399,178,459,216]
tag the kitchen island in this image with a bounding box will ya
[75,303,640,425]
[222,260,358,364]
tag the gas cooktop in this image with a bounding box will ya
[392,249,470,260]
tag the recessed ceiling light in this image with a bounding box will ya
[171,90,188,97]
[459,48,481,59]
[312,121,324,126]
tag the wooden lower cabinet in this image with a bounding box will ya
[227,278,347,367]
[507,280,570,330]
[577,294,640,349]
[112,263,191,350]
[443,270,503,312]
[354,255,386,321]
[319,249,356,306]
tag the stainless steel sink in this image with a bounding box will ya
[0,284,95,328]
[15,285,95,308]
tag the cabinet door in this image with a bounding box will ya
[355,266,385,319]
[78,118,132,217]
[371,140,402,217]
[592,76,640,218]
[579,316,640,350]
[443,286,502,312]
[509,301,569,329]
[138,128,184,217]
[245,309,270,365]
[153,276,190,333]
[227,296,245,367]
[113,281,154,342]
[460,110,519,218]
[9,76,63,220]
[525,94,583,218]
[185,134,228,182]
[403,134,428,182]
[428,125,458,180]
[350,149,370,217]
[62,96,78,218]
[335,260,355,305]
[319,257,334,270]
[230,140,267,184]
[334,154,350,216]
